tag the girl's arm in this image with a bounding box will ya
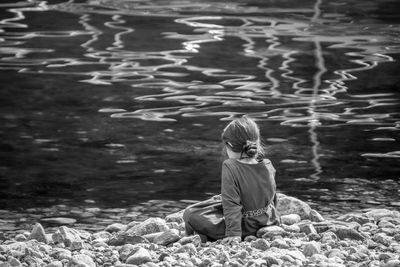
[221,162,242,237]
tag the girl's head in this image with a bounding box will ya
[221,116,264,159]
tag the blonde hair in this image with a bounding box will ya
[221,116,265,159]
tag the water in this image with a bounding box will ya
[0,0,399,229]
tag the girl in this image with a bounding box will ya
[183,116,280,244]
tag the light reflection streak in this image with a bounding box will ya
[0,0,398,129]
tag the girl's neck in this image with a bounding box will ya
[227,151,258,164]
[237,157,258,164]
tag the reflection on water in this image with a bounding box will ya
[0,0,399,227]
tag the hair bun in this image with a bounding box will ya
[243,140,258,157]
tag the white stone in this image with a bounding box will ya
[281,214,301,225]
[126,247,152,265]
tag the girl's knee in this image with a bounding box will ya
[182,207,193,223]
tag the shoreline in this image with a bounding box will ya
[1,194,399,267]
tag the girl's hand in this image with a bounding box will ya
[221,236,241,245]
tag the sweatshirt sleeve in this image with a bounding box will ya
[221,162,242,237]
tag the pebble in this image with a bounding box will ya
[68,254,96,267]
[153,229,181,246]
[310,209,325,222]
[178,235,201,247]
[299,223,317,235]
[365,209,400,221]
[303,241,321,257]
[251,239,270,251]
[118,244,138,262]
[334,226,366,241]
[125,247,152,265]
[29,223,48,244]
[277,193,311,219]
[125,218,169,236]
[281,214,301,225]
[282,224,300,233]
[271,238,289,249]
[48,261,63,267]
[373,233,392,246]
[383,260,400,267]
[257,225,286,238]
[105,223,127,233]
[175,243,197,255]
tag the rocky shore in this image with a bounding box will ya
[1,194,399,267]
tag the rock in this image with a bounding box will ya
[393,234,400,242]
[92,231,112,241]
[277,193,311,219]
[50,248,72,260]
[232,250,249,260]
[256,225,286,238]
[2,242,29,256]
[142,232,163,243]
[247,259,267,266]
[308,232,321,241]
[108,232,148,246]
[40,217,77,225]
[263,255,280,266]
[310,210,324,222]
[244,235,257,242]
[309,253,328,263]
[14,234,27,242]
[378,253,392,261]
[166,222,180,230]
[29,223,48,244]
[105,223,127,233]
[165,210,184,224]
[251,239,270,251]
[217,250,230,263]
[334,226,366,241]
[299,223,317,235]
[7,256,21,267]
[48,261,63,267]
[52,226,84,250]
[271,238,289,249]
[281,214,301,225]
[349,251,369,262]
[280,254,295,264]
[303,241,321,257]
[337,213,372,225]
[313,221,333,234]
[380,227,397,236]
[382,217,400,226]
[327,248,346,259]
[287,250,306,262]
[175,243,197,255]
[118,244,138,262]
[67,254,95,267]
[383,260,400,267]
[365,209,400,221]
[178,235,202,247]
[378,220,396,229]
[125,218,169,236]
[153,229,180,246]
[125,247,152,265]
[321,231,338,242]
[202,247,219,257]
[282,224,300,233]
[372,233,392,246]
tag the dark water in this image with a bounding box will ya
[0,0,399,228]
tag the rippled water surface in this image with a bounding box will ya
[0,0,399,227]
